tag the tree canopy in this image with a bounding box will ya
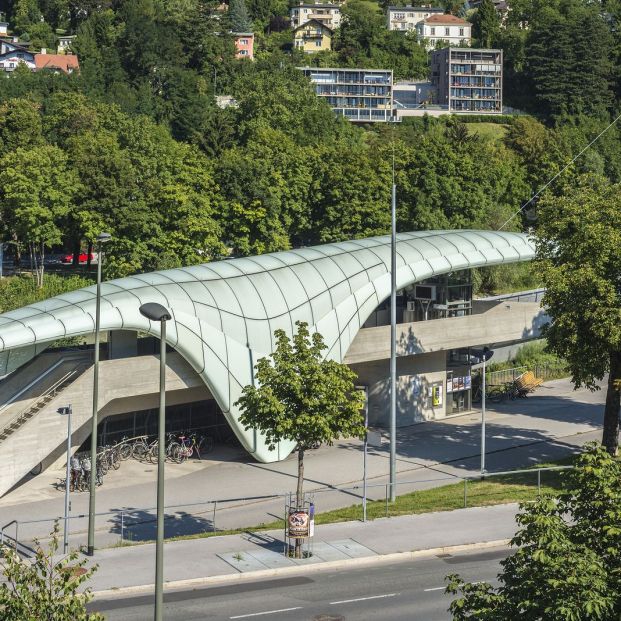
[446,443,621,620]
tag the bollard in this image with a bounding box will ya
[463,479,468,508]
[212,501,217,533]
[537,469,541,493]
[120,511,124,544]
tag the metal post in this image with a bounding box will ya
[88,238,106,556]
[213,501,217,533]
[63,405,72,554]
[362,387,369,522]
[385,484,389,517]
[464,479,468,508]
[481,356,486,475]
[155,319,167,621]
[537,469,541,493]
[120,511,124,544]
[389,182,397,502]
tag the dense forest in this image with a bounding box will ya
[0,0,620,281]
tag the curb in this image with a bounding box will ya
[91,538,510,600]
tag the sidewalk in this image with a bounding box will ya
[0,377,604,547]
[87,502,519,596]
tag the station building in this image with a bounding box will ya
[0,230,544,496]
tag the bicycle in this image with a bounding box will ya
[117,436,133,461]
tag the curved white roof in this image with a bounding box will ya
[0,230,535,461]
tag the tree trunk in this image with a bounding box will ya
[603,351,621,456]
[86,240,93,271]
[295,448,304,559]
[38,241,45,289]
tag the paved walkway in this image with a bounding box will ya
[86,503,519,595]
[0,378,605,548]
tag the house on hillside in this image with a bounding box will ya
[57,34,75,54]
[0,41,35,72]
[386,5,444,31]
[293,20,333,53]
[34,53,79,74]
[0,21,8,37]
[290,2,341,30]
[232,32,254,59]
[416,14,471,49]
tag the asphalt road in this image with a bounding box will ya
[90,546,508,621]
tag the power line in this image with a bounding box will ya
[498,112,621,231]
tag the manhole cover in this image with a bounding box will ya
[313,616,345,621]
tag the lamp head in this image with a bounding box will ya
[96,232,112,244]
[139,303,172,322]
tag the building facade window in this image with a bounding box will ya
[445,27,450,36]
[430,27,435,35]
[459,28,464,36]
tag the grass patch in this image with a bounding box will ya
[467,122,509,143]
[114,460,575,548]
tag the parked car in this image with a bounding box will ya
[61,252,96,264]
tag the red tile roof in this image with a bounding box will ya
[34,53,79,73]
[424,14,470,25]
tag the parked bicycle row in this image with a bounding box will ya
[129,431,213,464]
[59,431,215,492]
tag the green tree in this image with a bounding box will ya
[235,322,366,554]
[0,521,103,620]
[446,443,621,619]
[0,99,44,150]
[535,175,621,454]
[229,0,252,32]
[0,145,78,287]
[472,0,500,48]
[525,3,613,116]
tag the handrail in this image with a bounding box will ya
[0,360,89,440]
[0,519,18,551]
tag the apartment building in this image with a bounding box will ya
[232,32,254,59]
[386,5,443,31]
[299,67,393,122]
[416,14,471,49]
[432,47,503,113]
[290,2,342,30]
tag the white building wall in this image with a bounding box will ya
[417,22,472,48]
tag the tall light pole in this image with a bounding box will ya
[389,181,397,502]
[59,404,72,554]
[87,232,111,557]
[472,347,493,474]
[139,302,171,621]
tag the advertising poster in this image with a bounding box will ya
[446,377,453,393]
[453,377,460,392]
[288,508,310,538]
[465,375,472,389]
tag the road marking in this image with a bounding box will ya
[423,587,445,592]
[230,607,303,619]
[330,593,397,605]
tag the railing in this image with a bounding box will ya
[487,366,527,386]
[0,465,576,555]
[0,360,89,444]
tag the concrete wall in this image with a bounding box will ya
[344,301,547,365]
[0,352,210,497]
[350,350,447,427]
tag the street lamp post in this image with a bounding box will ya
[139,302,171,621]
[472,347,494,475]
[87,232,112,557]
[389,181,397,502]
[59,405,72,554]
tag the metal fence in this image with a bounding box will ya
[0,465,576,556]
[487,363,568,387]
